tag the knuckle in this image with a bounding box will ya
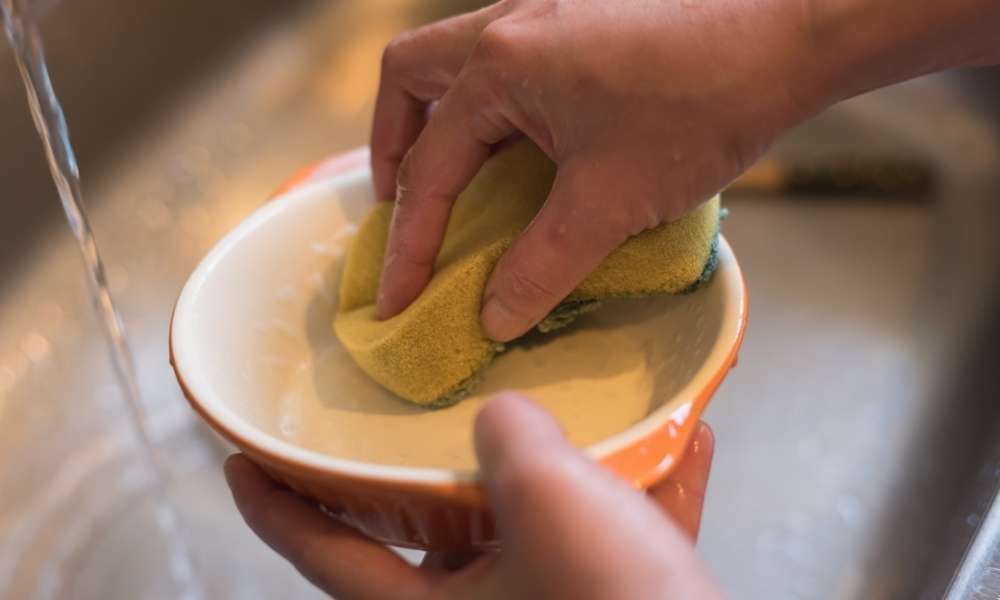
[457,67,505,111]
[599,196,658,241]
[474,21,522,63]
[500,263,559,307]
[381,30,417,72]
[394,153,448,212]
[394,150,420,198]
[396,149,455,198]
[623,195,665,235]
[466,102,511,144]
[392,235,436,269]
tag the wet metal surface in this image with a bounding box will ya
[1,1,999,598]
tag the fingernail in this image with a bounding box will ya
[474,392,568,475]
[375,290,387,319]
[481,296,527,342]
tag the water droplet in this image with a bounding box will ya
[5,351,31,379]
[279,414,300,438]
[310,242,344,258]
[178,155,197,175]
[199,166,228,189]
[37,302,64,328]
[335,222,359,238]
[168,156,197,186]
[21,332,51,363]
[670,402,692,426]
[141,198,173,232]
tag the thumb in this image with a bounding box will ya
[474,392,578,483]
[480,161,636,341]
[474,394,724,599]
[473,392,627,545]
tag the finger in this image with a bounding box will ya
[376,70,517,319]
[371,74,426,202]
[474,391,719,598]
[473,392,573,482]
[371,4,508,201]
[474,392,633,545]
[647,422,715,541]
[224,455,429,600]
[480,162,637,341]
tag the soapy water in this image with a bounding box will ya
[1,2,203,598]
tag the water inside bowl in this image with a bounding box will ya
[180,175,723,471]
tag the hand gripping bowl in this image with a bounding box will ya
[170,149,748,551]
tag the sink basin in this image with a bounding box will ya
[2,0,998,597]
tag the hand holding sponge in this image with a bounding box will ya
[335,140,720,406]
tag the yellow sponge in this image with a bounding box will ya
[335,140,720,406]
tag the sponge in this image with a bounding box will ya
[335,140,720,407]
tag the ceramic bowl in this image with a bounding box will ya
[170,149,747,551]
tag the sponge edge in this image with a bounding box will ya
[335,140,721,407]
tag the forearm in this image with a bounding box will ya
[805,0,1000,104]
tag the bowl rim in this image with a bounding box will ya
[170,159,747,487]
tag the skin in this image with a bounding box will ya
[226,394,721,599]
[227,1,1000,597]
[371,0,1000,342]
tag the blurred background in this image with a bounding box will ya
[1,0,999,598]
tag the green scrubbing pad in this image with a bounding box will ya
[335,140,720,407]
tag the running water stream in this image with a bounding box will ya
[1,2,203,597]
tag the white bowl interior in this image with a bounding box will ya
[172,169,744,483]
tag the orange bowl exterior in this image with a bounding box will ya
[171,149,747,551]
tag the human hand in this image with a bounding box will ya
[225,393,722,599]
[371,0,822,340]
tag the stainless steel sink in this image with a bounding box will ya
[1,1,998,598]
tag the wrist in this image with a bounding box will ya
[801,0,1000,105]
